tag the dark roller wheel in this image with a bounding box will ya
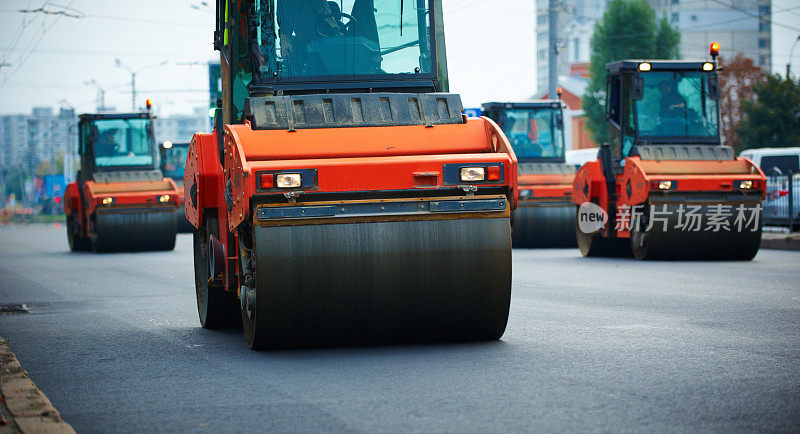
[242,217,512,350]
[575,211,631,257]
[92,209,177,252]
[194,215,239,329]
[176,203,194,233]
[630,203,762,261]
[512,203,577,248]
[66,214,91,251]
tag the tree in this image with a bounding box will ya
[737,75,800,152]
[583,0,681,144]
[717,55,765,152]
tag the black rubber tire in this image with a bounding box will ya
[194,215,240,329]
[576,229,631,257]
[66,214,91,251]
[575,211,631,257]
[630,204,762,261]
[243,218,512,350]
[512,204,577,248]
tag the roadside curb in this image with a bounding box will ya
[0,339,75,434]
[760,235,800,251]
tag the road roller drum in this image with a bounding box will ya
[512,202,576,247]
[241,217,511,349]
[93,208,177,252]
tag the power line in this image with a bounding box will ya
[0,46,213,59]
[0,1,77,90]
[0,10,208,27]
[708,0,800,32]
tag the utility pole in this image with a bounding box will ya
[787,36,800,80]
[115,59,167,111]
[548,0,559,99]
[84,80,107,111]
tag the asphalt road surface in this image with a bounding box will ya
[0,224,798,432]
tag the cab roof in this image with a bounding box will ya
[482,101,562,110]
[78,112,151,121]
[606,60,715,73]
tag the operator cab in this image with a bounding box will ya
[219,0,449,122]
[605,60,721,163]
[78,112,158,180]
[159,141,189,187]
[482,101,566,163]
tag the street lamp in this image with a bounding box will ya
[787,35,800,80]
[84,79,107,111]
[114,59,168,111]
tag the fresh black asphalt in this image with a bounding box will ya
[0,224,798,432]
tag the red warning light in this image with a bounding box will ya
[260,173,274,189]
[709,42,720,58]
[145,99,152,110]
[487,166,501,181]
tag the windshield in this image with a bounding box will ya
[502,108,564,160]
[254,0,433,80]
[162,145,188,182]
[636,71,718,138]
[91,118,154,169]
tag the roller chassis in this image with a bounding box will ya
[572,153,766,259]
[570,57,768,260]
[480,101,576,247]
[63,110,179,253]
[513,162,577,247]
[185,116,519,348]
[64,178,180,252]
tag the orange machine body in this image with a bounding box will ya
[186,116,518,293]
[518,172,574,201]
[572,156,766,238]
[64,178,179,236]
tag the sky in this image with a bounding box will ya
[0,0,798,117]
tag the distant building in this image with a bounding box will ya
[0,107,77,172]
[536,0,608,92]
[156,107,209,144]
[0,114,28,168]
[649,0,771,71]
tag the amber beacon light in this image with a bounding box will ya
[710,42,720,60]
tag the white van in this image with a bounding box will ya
[739,147,800,176]
[565,148,599,169]
[740,148,800,228]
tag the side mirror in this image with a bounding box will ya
[555,111,564,130]
[707,75,720,100]
[632,76,644,100]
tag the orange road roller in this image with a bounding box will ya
[185,0,519,349]
[482,99,577,247]
[64,110,179,252]
[571,44,766,260]
[160,141,194,233]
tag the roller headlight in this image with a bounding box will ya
[101,197,114,205]
[739,180,753,190]
[460,167,485,182]
[638,62,651,72]
[276,173,302,188]
[658,181,672,190]
[158,195,171,203]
